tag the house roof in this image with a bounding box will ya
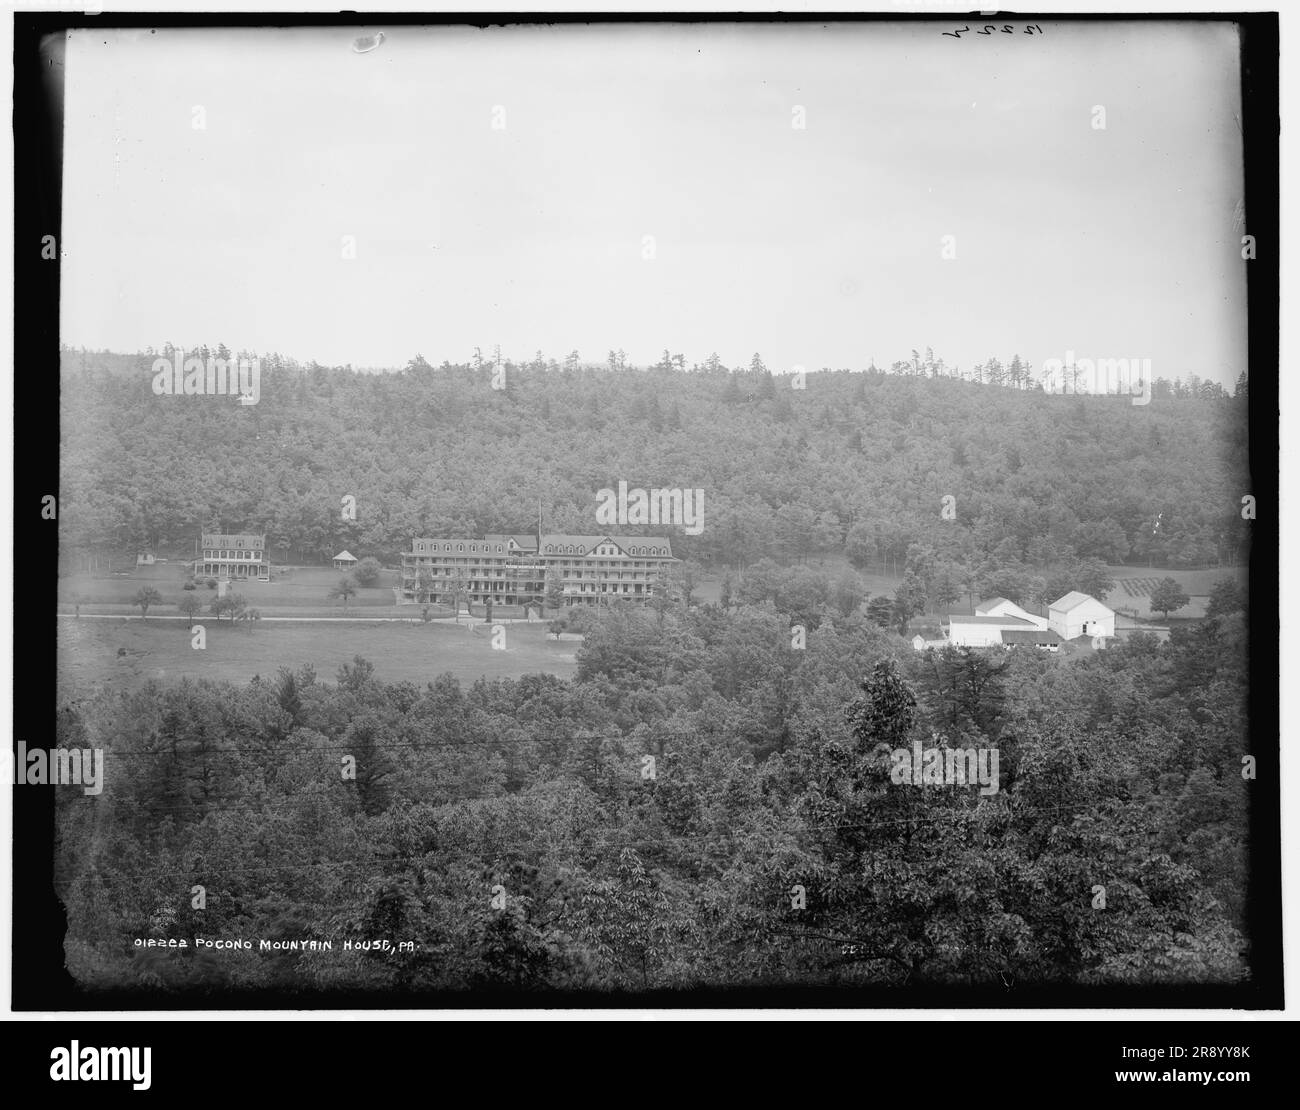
[1000,629,1063,644]
[333,550,357,562]
[201,533,265,548]
[948,615,1037,627]
[1051,591,1107,612]
[975,597,1013,614]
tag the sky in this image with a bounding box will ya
[59,20,1248,385]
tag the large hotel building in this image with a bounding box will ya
[400,532,677,607]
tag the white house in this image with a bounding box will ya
[1048,591,1115,640]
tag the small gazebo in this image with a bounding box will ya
[333,550,359,572]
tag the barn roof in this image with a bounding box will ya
[948,615,1037,627]
[975,597,1013,614]
[1001,629,1063,644]
[1051,591,1108,612]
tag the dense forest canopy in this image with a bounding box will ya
[59,347,1249,574]
[58,591,1250,992]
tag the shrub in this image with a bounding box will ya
[353,556,382,586]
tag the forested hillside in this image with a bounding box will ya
[59,347,1250,574]
[54,346,1255,994]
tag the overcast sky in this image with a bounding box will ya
[60,21,1247,384]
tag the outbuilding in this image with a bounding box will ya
[1048,591,1115,640]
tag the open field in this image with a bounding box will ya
[57,561,1245,639]
[56,615,578,693]
[60,565,401,609]
[1102,564,1247,619]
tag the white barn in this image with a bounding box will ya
[946,613,1041,648]
[1048,591,1115,640]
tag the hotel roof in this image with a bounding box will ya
[408,535,676,558]
[539,534,674,557]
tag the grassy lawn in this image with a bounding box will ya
[60,566,400,610]
[57,615,578,693]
